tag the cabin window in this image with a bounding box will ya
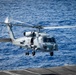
[20,40,25,44]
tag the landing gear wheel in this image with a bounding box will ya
[32,51,35,56]
[50,52,54,56]
[25,52,29,55]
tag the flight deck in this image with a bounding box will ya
[0,65,76,75]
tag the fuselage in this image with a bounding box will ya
[13,32,58,52]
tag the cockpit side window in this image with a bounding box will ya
[43,37,47,42]
[50,37,56,43]
[43,37,56,43]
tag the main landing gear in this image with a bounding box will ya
[25,51,36,56]
[25,52,29,55]
[50,52,54,56]
[32,51,35,56]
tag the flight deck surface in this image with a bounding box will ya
[0,65,76,75]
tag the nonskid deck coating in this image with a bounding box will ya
[0,65,76,75]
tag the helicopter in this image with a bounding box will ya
[0,17,76,56]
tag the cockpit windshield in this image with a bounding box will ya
[43,37,56,43]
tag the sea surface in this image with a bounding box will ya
[0,0,76,70]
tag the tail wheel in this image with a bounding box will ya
[32,51,35,56]
[50,52,54,56]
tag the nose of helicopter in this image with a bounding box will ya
[43,43,58,51]
[52,43,58,51]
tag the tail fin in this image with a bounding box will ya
[5,17,15,40]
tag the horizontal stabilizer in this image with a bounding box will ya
[0,38,12,42]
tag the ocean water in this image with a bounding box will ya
[0,0,76,70]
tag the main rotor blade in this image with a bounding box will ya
[4,17,24,24]
[2,17,76,30]
[10,19,34,27]
[4,17,34,27]
[11,23,33,27]
[44,25,76,29]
